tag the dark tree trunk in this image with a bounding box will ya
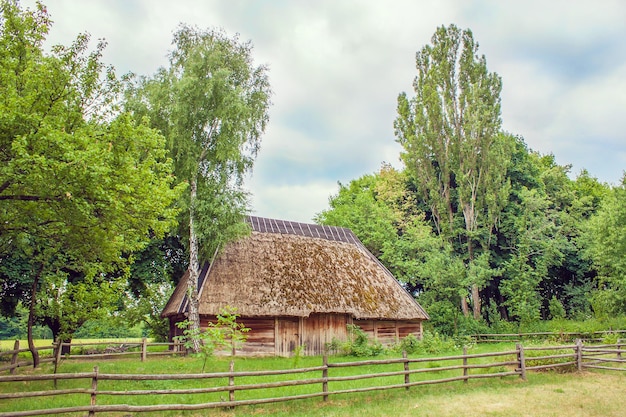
[27,264,44,368]
[47,320,73,355]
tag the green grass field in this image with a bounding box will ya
[1,341,625,416]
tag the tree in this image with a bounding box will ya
[126,26,271,351]
[583,174,626,316]
[123,236,188,341]
[394,24,511,319]
[0,1,181,365]
[316,165,467,334]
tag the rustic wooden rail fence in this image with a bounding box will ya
[471,330,626,343]
[1,341,624,416]
[0,339,185,374]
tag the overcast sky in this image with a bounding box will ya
[23,0,626,222]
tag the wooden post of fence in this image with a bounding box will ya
[89,366,98,417]
[617,340,622,359]
[141,338,147,362]
[403,351,410,390]
[575,339,583,372]
[10,340,19,375]
[516,343,527,381]
[55,340,63,368]
[463,346,468,383]
[53,339,62,388]
[322,355,329,402]
[228,360,235,408]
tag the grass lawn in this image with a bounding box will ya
[1,342,625,416]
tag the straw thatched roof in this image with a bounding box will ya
[162,216,428,321]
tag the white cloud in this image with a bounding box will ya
[247,180,340,223]
[22,0,626,220]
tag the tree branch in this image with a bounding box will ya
[0,181,10,194]
[0,195,54,201]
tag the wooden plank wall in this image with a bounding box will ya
[277,317,299,356]
[301,313,349,356]
[198,316,276,356]
[171,315,423,356]
[354,319,422,345]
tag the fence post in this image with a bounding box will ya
[516,343,527,381]
[10,340,19,375]
[403,351,410,390]
[53,339,62,388]
[141,338,147,362]
[54,339,63,369]
[322,355,329,402]
[89,365,98,417]
[462,346,468,383]
[575,339,583,372]
[228,360,235,408]
[617,339,622,359]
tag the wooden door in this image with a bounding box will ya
[277,318,300,356]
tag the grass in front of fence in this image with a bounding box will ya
[225,371,626,417]
[0,344,520,414]
[7,367,622,417]
[2,341,624,416]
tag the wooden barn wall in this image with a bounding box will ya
[277,317,299,356]
[301,313,349,356]
[354,319,422,345]
[169,315,185,340]
[170,315,423,356]
[199,316,276,356]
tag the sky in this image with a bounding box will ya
[22,0,626,223]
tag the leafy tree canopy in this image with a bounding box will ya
[0,1,182,357]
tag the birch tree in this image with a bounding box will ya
[127,26,271,351]
[394,24,511,319]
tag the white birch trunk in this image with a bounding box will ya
[187,177,201,353]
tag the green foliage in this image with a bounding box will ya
[601,331,620,345]
[313,24,613,335]
[292,344,306,368]
[317,166,466,328]
[395,24,511,319]
[125,25,271,260]
[174,319,216,372]
[339,325,384,357]
[548,296,566,320]
[208,306,250,356]
[0,1,182,347]
[74,317,143,339]
[582,176,626,316]
[174,306,250,371]
[414,331,456,354]
[456,316,491,337]
[398,333,420,354]
[125,25,271,344]
[0,304,50,339]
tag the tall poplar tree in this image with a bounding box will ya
[394,24,511,319]
[127,26,271,351]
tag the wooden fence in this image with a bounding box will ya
[0,339,185,374]
[1,341,624,416]
[471,330,626,343]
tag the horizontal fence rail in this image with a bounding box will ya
[0,339,186,374]
[471,330,626,343]
[1,340,623,416]
[581,343,626,372]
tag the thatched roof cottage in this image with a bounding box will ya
[161,216,428,356]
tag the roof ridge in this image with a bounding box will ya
[247,215,358,245]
